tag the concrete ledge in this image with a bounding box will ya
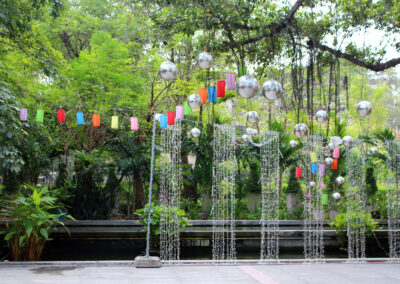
[134,256,161,268]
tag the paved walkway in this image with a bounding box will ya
[1,262,400,284]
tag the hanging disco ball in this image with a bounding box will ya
[187,94,202,109]
[262,79,282,100]
[332,192,341,200]
[328,142,334,150]
[370,147,378,155]
[335,176,345,186]
[197,51,213,69]
[242,134,251,143]
[293,123,308,138]
[342,136,353,147]
[158,61,178,81]
[315,110,328,124]
[309,181,316,189]
[356,101,372,117]
[289,140,299,148]
[154,113,161,122]
[246,128,258,136]
[325,157,333,166]
[236,75,259,99]
[190,127,201,138]
[247,111,260,124]
[323,147,331,156]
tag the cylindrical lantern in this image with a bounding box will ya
[111,116,119,129]
[76,112,84,125]
[208,86,217,103]
[295,167,302,178]
[130,117,138,130]
[184,101,192,115]
[217,80,226,97]
[199,88,207,104]
[167,111,175,125]
[310,152,317,163]
[57,109,65,123]
[20,108,27,121]
[36,109,44,123]
[333,147,340,159]
[319,164,326,176]
[93,114,100,127]
[176,105,184,120]
[311,163,318,174]
[322,194,328,206]
[160,114,167,128]
[226,73,236,90]
[331,159,338,170]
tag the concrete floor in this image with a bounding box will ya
[1,262,400,284]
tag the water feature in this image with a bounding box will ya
[212,124,236,261]
[159,120,182,261]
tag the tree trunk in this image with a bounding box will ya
[133,172,144,216]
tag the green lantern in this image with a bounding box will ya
[36,109,44,123]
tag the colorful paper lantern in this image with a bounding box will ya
[333,147,340,159]
[226,73,235,90]
[322,194,328,205]
[319,164,326,176]
[176,105,184,120]
[310,152,317,163]
[331,159,338,170]
[93,114,100,127]
[130,117,138,130]
[311,163,318,174]
[111,116,118,129]
[217,80,226,97]
[36,109,44,123]
[57,110,65,123]
[199,88,207,104]
[76,112,84,125]
[208,86,217,103]
[160,114,167,128]
[295,167,302,178]
[184,101,192,115]
[167,111,175,125]
[20,108,27,121]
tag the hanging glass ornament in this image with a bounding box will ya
[236,75,259,99]
[190,127,201,138]
[262,79,282,100]
[325,157,333,166]
[197,51,213,69]
[242,134,250,143]
[20,108,27,121]
[247,111,260,124]
[188,94,202,109]
[335,176,345,186]
[370,147,378,155]
[356,100,372,117]
[342,136,353,147]
[158,61,178,81]
[289,140,298,148]
[246,128,257,136]
[293,123,308,138]
[315,110,328,123]
[332,192,341,200]
[93,114,100,127]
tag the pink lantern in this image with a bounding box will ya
[333,147,340,159]
[131,117,138,130]
[226,73,235,90]
[319,164,326,176]
[20,108,27,121]
[176,105,184,120]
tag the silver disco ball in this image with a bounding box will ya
[342,136,353,147]
[247,111,260,124]
[190,127,201,138]
[328,142,334,150]
[325,157,333,166]
[154,113,161,122]
[289,140,299,148]
[242,134,251,143]
[262,79,282,100]
[370,147,378,155]
[309,181,316,189]
[236,75,259,99]
[187,94,202,109]
[315,110,328,124]
[293,123,308,138]
[356,101,372,117]
[332,192,341,200]
[246,128,258,136]
[335,176,345,186]
[158,61,178,81]
[197,51,213,69]
[323,147,331,156]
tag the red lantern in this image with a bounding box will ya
[217,80,226,97]
[167,111,175,125]
[331,159,338,170]
[295,167,302,178]
[57,109,65,122]
[93,114,100,127]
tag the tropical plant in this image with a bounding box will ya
[0,184,74,261]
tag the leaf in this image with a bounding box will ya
[19,235,25,245]
[32,189,40,206]
[4,231,15,241]
[40,228,48,239]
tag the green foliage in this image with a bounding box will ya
[365,166,378,198]
[286,167,302,194]
[0,184,74,261]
